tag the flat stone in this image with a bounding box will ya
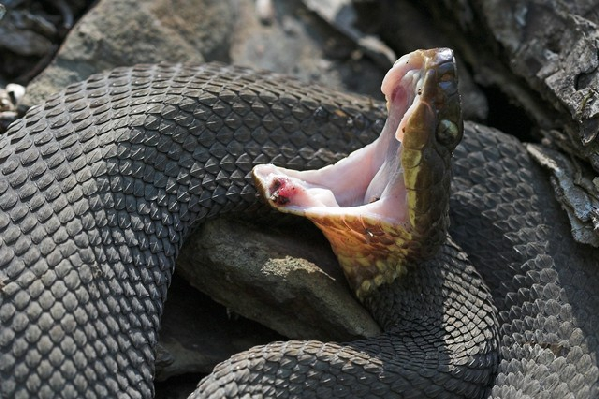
[176,218,381,342]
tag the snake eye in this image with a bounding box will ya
[437,119,460,145]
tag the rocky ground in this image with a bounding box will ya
[1,0,598,397]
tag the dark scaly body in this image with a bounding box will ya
[451,124,599,398]
[0,63,382,398]
[0,62,596,399]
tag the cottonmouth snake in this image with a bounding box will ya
[0,49,597,398]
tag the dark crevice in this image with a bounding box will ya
[155,373,204,399]
[483,85,537,143]
[392,1,539,141]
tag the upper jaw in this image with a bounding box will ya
[251,49,433,224]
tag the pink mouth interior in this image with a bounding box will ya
[252,52,427,226]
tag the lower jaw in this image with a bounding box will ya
[308,214,413,299]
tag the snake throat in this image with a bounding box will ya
[252,48,463,299]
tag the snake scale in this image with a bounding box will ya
[0,54,598,398]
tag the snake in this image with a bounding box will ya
[0,47,597,398]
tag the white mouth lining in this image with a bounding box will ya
[252,53,427,227]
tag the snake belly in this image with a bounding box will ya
[0,60,597,399]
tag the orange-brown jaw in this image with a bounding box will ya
[308,215,413,299]
[252,48,463,299]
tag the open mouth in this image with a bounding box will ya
[252,48,462,298]
[252,53,427,226]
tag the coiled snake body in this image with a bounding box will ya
[0,55,597,398]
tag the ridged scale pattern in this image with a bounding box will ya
[450,123,599,398]
[0,63,383,398]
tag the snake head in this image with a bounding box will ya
[253,48,463,299]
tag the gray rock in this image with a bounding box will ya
[22,0,234,104]
[527,144,599,247]
[0,10,55,57]
[479,2,599,171]
[302,0,396,69]
[230,0,385,99]
[176,219,381,341]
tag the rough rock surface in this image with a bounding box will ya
[22,0,234,104]
[418,0,599,246]
[527,144,599,247]
[0,0,93,82]
[230,0,385,98]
